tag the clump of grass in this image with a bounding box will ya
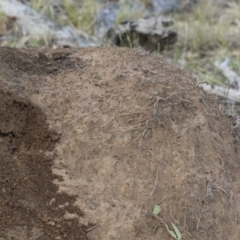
[117,31,141,48]
[29,0,101,34]
[30,0,54,20]
[0,11,6,21]
[115,1,144,24]
[229,54,240,74]
[161,0,240,86]
[0,12,7,34]
[63,0,100,33]
[172,0,229,52]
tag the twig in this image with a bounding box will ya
[176,95,191,103]
[184,229,192,237]
[134,228,140,238]
[101,112,147,127]
[138,128,148,148]
[153,225,162,233]
[87,225,99,232]
[212,184,229,197]
[196,207,202,230]
[150,166,159,197]
[213,150,225,169]
[170,206,179,224]
[150,211,167,225]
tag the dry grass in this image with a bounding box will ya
[115,0,144,24]
[161,0,240,85]
[171,0,239,51]
[29,0,100,33]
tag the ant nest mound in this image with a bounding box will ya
[0,47,240,240]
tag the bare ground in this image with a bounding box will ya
[0,46,240,240]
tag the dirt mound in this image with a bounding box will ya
[0,47,84,75]
[0,46,240,240]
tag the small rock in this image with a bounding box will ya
[47,221,56,226]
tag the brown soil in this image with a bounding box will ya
[0,90,89,239]
[0,46,240,240]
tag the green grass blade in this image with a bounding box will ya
[172,223,182,240]
[153,205,161,215]
[165,224,177,239]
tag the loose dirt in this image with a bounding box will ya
[0,90,89,239]
[0,46,240,240]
